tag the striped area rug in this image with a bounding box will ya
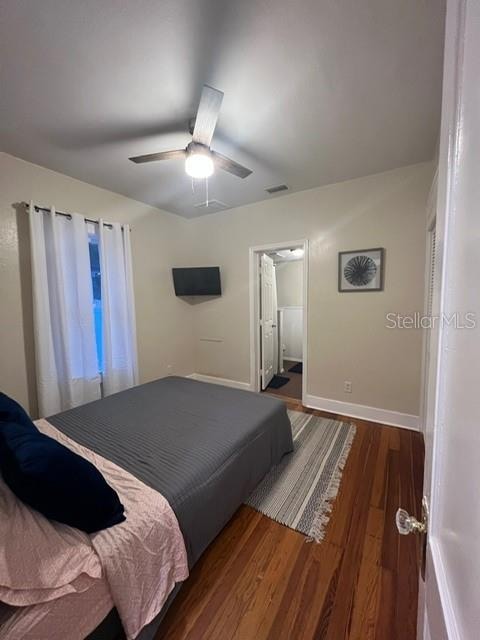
[245,410,356,542]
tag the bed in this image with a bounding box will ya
[2,377,293,640]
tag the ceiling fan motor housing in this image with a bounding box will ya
[186,142,211,157]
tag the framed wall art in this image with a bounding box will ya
[338,248,385,292]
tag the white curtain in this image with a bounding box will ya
[98,221,139,396]
[29,203,101,416]
[272,265,280,374]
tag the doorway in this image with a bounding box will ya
[249,240,308,402]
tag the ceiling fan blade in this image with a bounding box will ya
[212,151,252,179]
[192,85,224,146]
[129,149,186,164]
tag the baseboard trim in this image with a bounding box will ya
[187,373,253,392]
[185,377,418,431]
[304,394,419,431]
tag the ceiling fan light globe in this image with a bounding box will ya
[185,152,214,179]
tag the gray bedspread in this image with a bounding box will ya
[48,376,293,567]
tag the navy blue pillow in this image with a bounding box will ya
[0,392,36,431]
[0,421,126,533]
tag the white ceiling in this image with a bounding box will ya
[267,249,304,265]
[0,0,445,218]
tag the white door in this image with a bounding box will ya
[414,2,480,638]
[260,253,275,389]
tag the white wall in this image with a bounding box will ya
[276,260,303,307]
[0,153,195,416]
[186,162,432,417]
[280,308,303,361]
[275,261,304,361]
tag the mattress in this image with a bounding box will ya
[48,376,293,567]
[41,376,293,638]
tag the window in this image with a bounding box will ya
[87,227,103,373]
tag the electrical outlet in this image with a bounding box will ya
[344,381,352,394]
[167,364,173,374]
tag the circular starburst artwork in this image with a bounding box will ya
[343,255,377,287]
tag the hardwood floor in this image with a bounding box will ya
[156,399,424,640]
[263,361,303,400]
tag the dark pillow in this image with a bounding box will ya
[0,421,126,533]
[0,392,36,431]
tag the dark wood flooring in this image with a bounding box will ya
[156,399,424,640]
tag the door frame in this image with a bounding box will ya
[249,239,309,402]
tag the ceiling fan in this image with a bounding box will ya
[129,85,252,180]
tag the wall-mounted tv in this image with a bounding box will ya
[172,267,222,296]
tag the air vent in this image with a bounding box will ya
[194,199,229,211]
[265,184,288,194]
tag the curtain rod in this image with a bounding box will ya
[23,202,130,231]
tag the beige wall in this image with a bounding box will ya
[276,260,303,308]
[186,163,432,416]
[0,153,195,416]
[0,153,430,419]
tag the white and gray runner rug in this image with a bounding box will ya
[245,410,356,542]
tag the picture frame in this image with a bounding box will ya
[338,248,385,292]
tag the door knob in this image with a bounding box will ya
[396,499,429,580]
[396,507,427,535]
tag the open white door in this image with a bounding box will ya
[260,253,275,390]
[411,2,480,638]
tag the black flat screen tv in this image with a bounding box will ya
[172,267,221,296]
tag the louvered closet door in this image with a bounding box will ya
[427,227,436,318]
[422,224,436,429]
